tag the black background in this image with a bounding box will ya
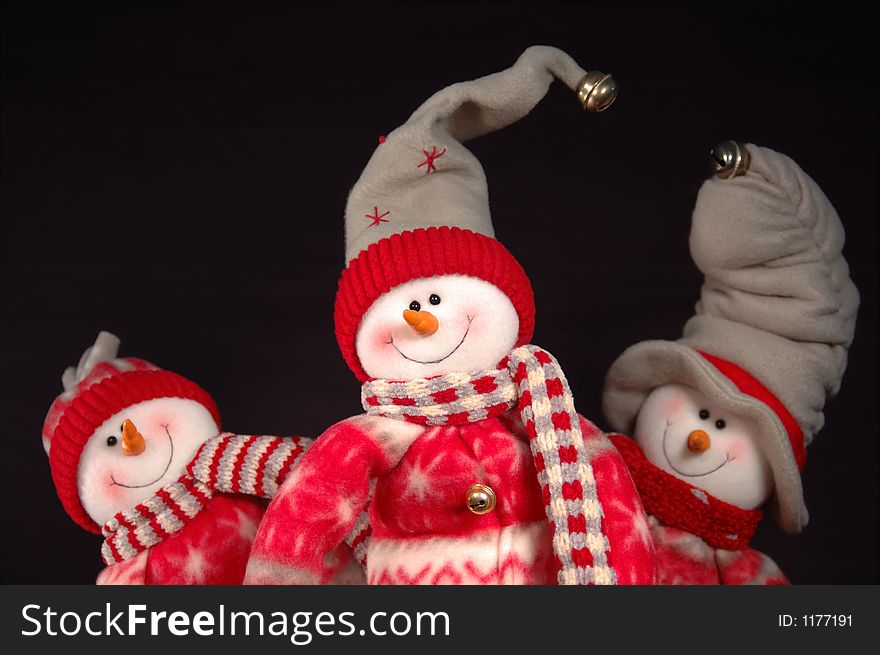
[1,1,876,584]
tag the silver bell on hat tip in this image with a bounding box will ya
[577,71,618,112]
[710,140,751,179]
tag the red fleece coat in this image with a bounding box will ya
[96,495,266,585]
[650,519,789,585]
[96,433,364,586]
[246,412,657,585]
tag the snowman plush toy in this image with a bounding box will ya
[245,46,657,586]
[42,331,322,584]
[603,142,859,584]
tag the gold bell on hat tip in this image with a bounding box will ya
[577,71,618,112]
[710,140,751,179]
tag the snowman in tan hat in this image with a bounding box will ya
[245,46,658,585]
[603,142,859,584]
[42,332,322,584]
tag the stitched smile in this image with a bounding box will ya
[661,420,733,478]
[391,316,473,364]
[110,425,175,489]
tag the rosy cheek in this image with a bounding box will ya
[357,327,396,364]
[461,308,481,331]
[149,416,172,433]
[104,483,126,501]
[727,440,750,460]
[96,465,125,497]
[368,325,395,348]
[662,397,685,419]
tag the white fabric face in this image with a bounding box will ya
[634,384,774,510]
[77,397,219,526]
[355,275,519,381]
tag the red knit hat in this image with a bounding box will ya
[333,47,616,380]
[42,332,221,534]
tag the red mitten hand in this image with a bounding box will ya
[244,418,391,584]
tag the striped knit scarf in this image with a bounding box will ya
[100,433,309,565]
[362,345,616,585]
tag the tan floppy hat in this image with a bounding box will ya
[604,143,859,534]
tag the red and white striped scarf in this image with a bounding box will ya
[100,433,309,565]
[361,345,616,585]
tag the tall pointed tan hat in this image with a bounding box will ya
[603,143,859,533]
[333,46,617,380]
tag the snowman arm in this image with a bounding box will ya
[715,547,790,585]
[188,433,315,499]
[95,550,148,585]
[243,417,400,585]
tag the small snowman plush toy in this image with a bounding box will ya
[245,46,657,586]
[603,142,859,584]
[42,332,317,584]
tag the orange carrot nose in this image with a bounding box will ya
[121,418,146,456]
[403,309,439,336]
[687,429,711,453]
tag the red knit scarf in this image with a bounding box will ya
[609,434,763,551]
[101,433,309,565]
[361,345,616,585]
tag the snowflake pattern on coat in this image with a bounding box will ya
[649,517,789,585]
[245,412,657,585]
[97,495,265,585]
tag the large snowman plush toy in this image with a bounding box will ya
[42,331,325,584]
[245,46,658,586]
[603,142,859,584]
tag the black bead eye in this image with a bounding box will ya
[715,419,726,430]
[699,409,710,420]
[429,293,441,305]
[106,436,117,447]
[409,300,421,311]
